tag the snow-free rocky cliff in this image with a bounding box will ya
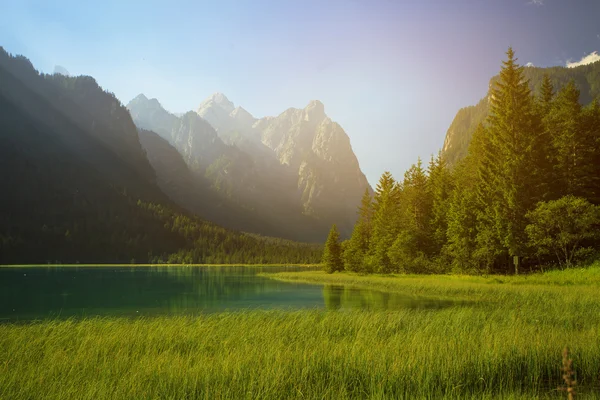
[127,93,371,239]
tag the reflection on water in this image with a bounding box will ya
[0,266,460,321]
[323,285,455,310]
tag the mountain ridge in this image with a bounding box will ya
[128,91,371,239]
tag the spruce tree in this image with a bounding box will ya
[343,189,373,272]
[446,159,479,272]
[547,80,587,199]
[322,224,343,273]
[535,74,555,201]
[388,159,433,272]
[428,152,453,256]
[368,171,399,273]
[581,99,600,204]
[539,74,554,112]
[484,47,543,272]
[445,121,505,273]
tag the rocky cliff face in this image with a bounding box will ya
[197,94,371,235]
[256,100,370,229]
[127,92,370,239]
[128,95,229,174]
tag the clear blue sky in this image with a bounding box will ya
[2,0,599,185]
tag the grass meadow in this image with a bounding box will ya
[2,265,600,399]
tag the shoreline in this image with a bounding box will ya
[0,263,322,268]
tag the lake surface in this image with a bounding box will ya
[0,266,455,320]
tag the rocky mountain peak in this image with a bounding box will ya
[230,106,255,122]
[304,100,326,122]
[130,93,148,103]
[199,92,235,114]
[53,65,70,76]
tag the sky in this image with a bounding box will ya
[1,0,599,185]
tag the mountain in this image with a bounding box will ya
[128,95,325,242]
[256,100,371,230]
[0,48,321,264]
[443,61,600,166]
[192,94,372,236]
[136,128,320,240]
[53,65,70,76]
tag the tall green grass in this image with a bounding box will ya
[2,266,600,399]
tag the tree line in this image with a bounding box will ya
[323,48,600,274]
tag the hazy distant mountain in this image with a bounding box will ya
[255,100,371,233]
[0,48,321,263]
[136,128,297,238]
[53,65,70,76]
[128,92,370,239]
[197,93,272,160]
[193,93,371,236]
[443,60,600,166]
[128,95,326,241]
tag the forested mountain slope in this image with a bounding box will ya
[0,48,321,264]
[129,95,338,242]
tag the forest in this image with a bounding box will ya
[323,48,600,275]
[0,47,321,265]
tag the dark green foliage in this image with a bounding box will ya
[0,47,321,265]
[526,196,600,267]
[388,159,434,273]
[368,172,399,273]
[443,54,600,168]
[482,47,544,271]
[139,202,322,264]
[343,189,373,272]
[322,225,343,273]
[428,153,453,255]
[338,49,600,275]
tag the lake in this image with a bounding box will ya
[0,266,454,320]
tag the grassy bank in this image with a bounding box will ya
[2,266,600,399]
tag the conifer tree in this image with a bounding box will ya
[539,74,554,113]
[388,159,433,272]
[580,99,600,204]
[446,159,479,272]
[322,224,343,273]
[546,80,588,199]
[535,74,556,201]
[428,152,453,256]
[343,189,373,272]
[484,47,543,272]
[447,123,503,272]
[368,171,399,273]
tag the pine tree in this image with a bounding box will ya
[446,159,479,272]
[343,189,373,272]
[322,224,343,273]
[428,152,453,256]
[535,74,556,201]
[446,123,503,272]
[368,171,399,273]
[484,47,543,273]
[580,99,600,204]
[546,80,588,199]
[388,159,433,272]
[539,74,554,113]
